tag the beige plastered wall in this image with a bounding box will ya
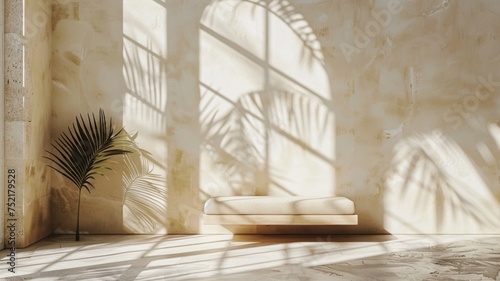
[44,0,500,237]
[3,0,52,248]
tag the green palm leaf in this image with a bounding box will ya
[45,109,133,192]
[44,109,135,241]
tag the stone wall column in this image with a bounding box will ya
[3,0,52,248]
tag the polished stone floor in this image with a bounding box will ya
[0,234,499,280]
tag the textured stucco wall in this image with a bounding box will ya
[3,0,53,248]
[49,0,500,235]
[310,0,500,234]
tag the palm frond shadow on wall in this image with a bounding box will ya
[386,132,500,232]
[122,152,167,234]
[201,89,335,196]
[210,0,324,67]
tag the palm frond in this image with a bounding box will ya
[45,109,134,192]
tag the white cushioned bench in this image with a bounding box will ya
[203,196,358,225]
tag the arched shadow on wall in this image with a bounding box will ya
[198,1,333,185]
[196,0,372,234]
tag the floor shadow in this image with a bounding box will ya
[3,234,498,280]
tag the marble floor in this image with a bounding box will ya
[0,234,499,280]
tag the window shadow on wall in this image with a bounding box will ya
[125,0,352,234]
[121,0,178,233]
[198,0,369,234]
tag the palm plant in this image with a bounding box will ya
[44,109,135,241]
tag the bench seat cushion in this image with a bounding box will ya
[203,196,355,215]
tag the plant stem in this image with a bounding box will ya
[76,188,82,241]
